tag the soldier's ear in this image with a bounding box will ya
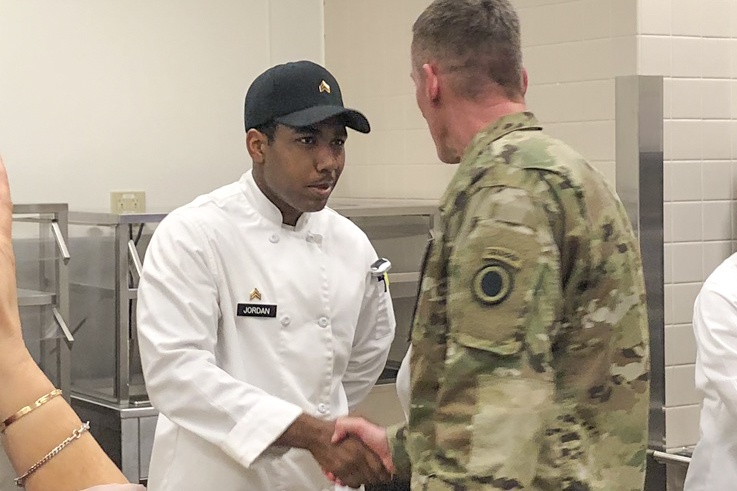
[422,63,440,103]
[521,68,529,97]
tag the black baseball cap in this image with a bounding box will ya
[244,60,370,134]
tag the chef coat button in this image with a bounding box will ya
[269,234,279,243]
[317,403,328,414]
[281,315,290,327]
[318,317,329,328]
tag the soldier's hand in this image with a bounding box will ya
[308,421,391,487]
[332,416,394,474]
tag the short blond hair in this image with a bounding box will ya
[412,0,524,100]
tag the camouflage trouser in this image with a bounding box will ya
[411,474,470,491]
[410,474,523,491]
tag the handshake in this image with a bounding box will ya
[279,414,395,489]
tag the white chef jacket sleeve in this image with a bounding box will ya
[693,283,737,420]
[342,249,396,411]
[137,213,303,469]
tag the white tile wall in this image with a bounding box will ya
[669,120,703,161]
[670,79,704,120]
[640,36,673,76]
[701,80,733,119]
[670,161,702,200]
[670,202,703,242]
[613,35,639,76]
[650,0,737,450]
[640,0,672,35]
[702,161,733,200]
[703,201,733,240]
[665,405,702,448]
[671,38,703,78]
[671,243,703,282]
[664,324,697,366]
[664,283,674,325]
[672,0,704,36]
[701,39,733,79]
[670,283,703,324]
[664,243,673,283]
[702,0,734,38]
[702,121,733,160]
[664,160,674,201]
[665,365,700,406]
[703,241,733,275]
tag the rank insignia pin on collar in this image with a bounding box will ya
[250,288,262,301]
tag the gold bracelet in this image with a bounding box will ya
[0,389,62,433]
[14,421,90,487]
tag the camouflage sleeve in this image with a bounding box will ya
[442,184,562,487]
[386,422,412,479]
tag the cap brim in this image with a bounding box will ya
[275,105,371,134]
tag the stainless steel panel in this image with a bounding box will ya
[120,418,139,481]
[615,75,665,491]
[138,416,158,479]
[72,395,158,484]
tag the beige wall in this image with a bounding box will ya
[325,0,637,199]
[0,0,324,212]
[519,0,638,185]
[325,0,458,200]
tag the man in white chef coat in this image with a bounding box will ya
[684,252,737,490]
[136,60,396,491]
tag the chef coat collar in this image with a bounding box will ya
[240,170,312,230]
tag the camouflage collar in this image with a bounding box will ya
[461,111,542,164]
[439,112,541,215]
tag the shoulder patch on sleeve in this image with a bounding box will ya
[473,248,520,306]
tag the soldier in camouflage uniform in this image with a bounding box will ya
[334,1,650,490]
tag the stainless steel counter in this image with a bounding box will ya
[329,197,438,217]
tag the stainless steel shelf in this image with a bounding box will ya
[17,288,56,307]
[69,211,168,226]
[70,282,136,299]
[329,198,438,217]
[13,203,69,215]
[12,203,71,402]
[73,394,158,418]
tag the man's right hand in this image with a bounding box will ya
[310,431,391,488]
[275,414,391,488]
[332,416,394,474]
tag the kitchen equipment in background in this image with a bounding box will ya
[67,211,164,483]
[12,204,72,400]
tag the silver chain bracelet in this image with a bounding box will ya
[15,421,91,488]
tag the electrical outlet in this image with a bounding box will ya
[111,191,146,214]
